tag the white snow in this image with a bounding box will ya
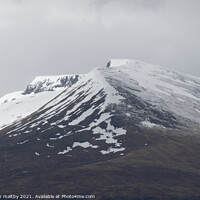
[88,113,111,128]
[177,97,185,102]
[72,141,99,149]
[17,139,29,145]
[46,143,55,148]
[29,74,84,93]
[57,124,66,128]
[195,108,200,113]
[69,106,95,126]
[141,121,160,128]
[0,74,83,129]
[58,147,72,154]
[100,147,125,155]
[49,132,72,140]
[92,119,126,151]
[105,59,200,125]
[0,90,62,129]
[109,59,131,68]
[75,113,112,132]
[31,75,68,85]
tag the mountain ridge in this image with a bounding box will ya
[23,74,84,94]
[1,59,200,157]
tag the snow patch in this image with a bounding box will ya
[58,147,72,155]
[17,139,29,145]
[72,142,99,149]
[46,143,55,148]
[100,147,125,155]
[93,119,126,149]
[141,121,161,128]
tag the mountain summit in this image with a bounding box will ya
[0,60,200,199]
[23,74,83,94]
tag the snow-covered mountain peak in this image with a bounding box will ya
[23,74,83,94]
[73,60,200,127]
[105,59,200,88]
[107,59,166,72]
[106,59,132,68]
[103,59,200,125]
[31,75,69,85]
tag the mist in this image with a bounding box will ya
[0,0,200,96]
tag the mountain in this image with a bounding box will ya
[0,60,200,200]
[0,74,83,129]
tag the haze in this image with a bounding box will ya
[0,0,200,97]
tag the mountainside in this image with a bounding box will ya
[0,74,83,129]
[0,60,200,200]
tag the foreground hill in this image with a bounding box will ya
[0,60,200,200]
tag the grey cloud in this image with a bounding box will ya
[94,0,165,10]
[0,0,200,97]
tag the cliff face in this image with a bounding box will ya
[23,74,84,94]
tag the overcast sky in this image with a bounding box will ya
[0,0,200,97]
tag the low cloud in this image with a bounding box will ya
[0,0,199,96]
